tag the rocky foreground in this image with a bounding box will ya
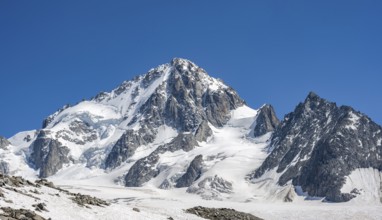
[186,206,263,220]
[0,174,110,220]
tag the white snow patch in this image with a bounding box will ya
[345,111,360,130]
[47,101,121,129]
[8,130,37,150]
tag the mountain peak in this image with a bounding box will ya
[304,91,326,103]
[32,58,246,176]
[170,57,197,67]
[170,57,195,65]
[307,91,318,99]
[300,91,333,114]
[169,58,203,77]
[252,92,382,202]
[252,104,280,137]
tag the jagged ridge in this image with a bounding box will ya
[250,92,382,202]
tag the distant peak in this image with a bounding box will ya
[260,104,274,110]
[170,58,199,69]
[307,91,319,99]
[304,91,326,104]
[171,57,194,64]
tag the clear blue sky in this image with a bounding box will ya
[1,1,381,138]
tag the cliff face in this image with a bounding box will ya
[250,92,382,202]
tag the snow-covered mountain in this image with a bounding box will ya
[3,58,270,200]
[1,58,382,216]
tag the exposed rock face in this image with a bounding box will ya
[105,58,244,169]
[164,58,244,130]
[0,136,10,149]
[0,161,10,174]
[156,133,198,153]
[185,206,263,220]
[105,129,148,169]
[0,207,47,220]
[125,133,199,187]
[176,155,203,188]
[253,104,280,137]
[30,131,71,178]
[194,121,213,142]
[250,92,382,202]
[124,153,160,187]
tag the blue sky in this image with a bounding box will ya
[1,1,381,137]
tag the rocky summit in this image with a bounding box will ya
[2,58,256,192]
[250,92,382,202]
[8,58,245,180]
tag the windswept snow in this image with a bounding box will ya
[345,111,360,130]
[341,168,382,204]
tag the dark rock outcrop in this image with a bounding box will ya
[32,203,48,212]
[253,104,280,137]
[35,179,56,188]
[156,133,198,153]
[0,161,10,175]
[30,131,70,178]
[0,174,36,188]
[71,193,110,207]
[250,92,382,202]
[105,129,149,169]
[0,136,10,149]
[185,206,263,220]
[125,133,198,187]
[194,121,213,142]
[176,155,203,188]
[124,153,160,187]
[0,207,47,220]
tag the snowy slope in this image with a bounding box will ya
[0,175,203,220]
